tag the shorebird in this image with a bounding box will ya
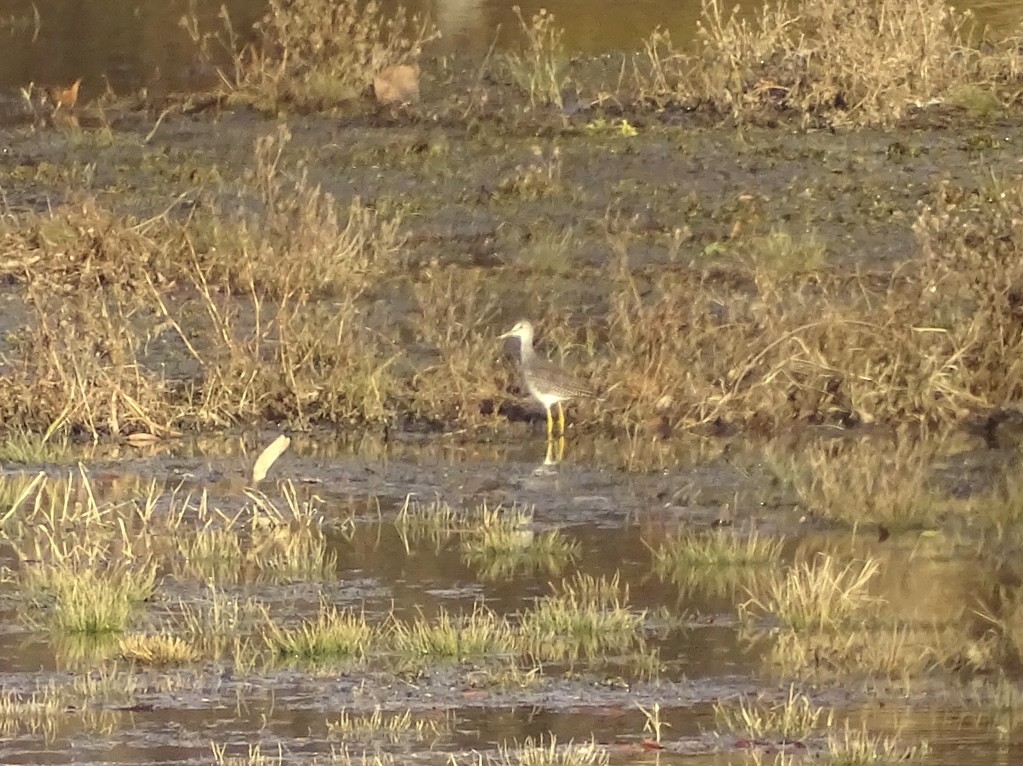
[499,319,593,439]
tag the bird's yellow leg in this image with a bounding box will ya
[545,407,554,440]
[556,434,565,462]
[557,402,566,436]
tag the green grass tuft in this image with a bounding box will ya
[390,602,517,660]
[519,573,645,660]
[264,601,375,663]
[461,503,580,580]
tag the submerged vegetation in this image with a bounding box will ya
[651,526,783,596]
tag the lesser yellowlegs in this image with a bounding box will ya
[499,320,592,438]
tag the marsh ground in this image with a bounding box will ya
[4,0,1023,763]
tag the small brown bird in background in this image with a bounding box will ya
[47,77,82,113]
[373,64,419,106]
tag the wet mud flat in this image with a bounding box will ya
[2,13,1023,764]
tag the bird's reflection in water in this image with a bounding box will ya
[536,435,566,471]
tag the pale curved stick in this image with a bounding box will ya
[251,434,291,484]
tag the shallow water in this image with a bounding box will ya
[0,433,1019,764]
[1,0,1021,93]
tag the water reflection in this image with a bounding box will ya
[1,0,1020,92]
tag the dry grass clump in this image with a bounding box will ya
[0,429,73,465]
[0,126,410,433]
[177,587,271,661]
[495,145,564,200]
[169,581,653,671]
[182,0,438,108]
[746,229,827,279]
[766,621,946,678]
[395,495,461,548]
[0,285,180,437]
[8,473,159,633]
[176,525,246,582]
[185,275,401,427]
[244,486,339,581]
[118,632,201,665]
[0,196,177,290]
[395,498,579,577]
[3,471,334,589]
[0,678,119,740]
[912,177,1023,407]
[600,267,887,430]
[965,465,1023,525]
[0,473,49,527]
[596,268,726,430]
[780,431,944,527]
[961,584,1023,676]
[742,554,881,632]
[639,0,975,124]
[826,720,929,763]
[0,472,351,661]
[407,271,505,427]
[652,526,782,568]
[715,689,928,762]
[210,742,285,766]
[505,7,567,111]
[0,202,184,435]
[0,469,157,541]
[202,125,406,300]
[0,685,64,739]
[596,191,1019,433]
[50,632,122,666]
[181,129,407,428]
[0,196,191,428]
[174,503,336,585]
[736,553,969,677]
